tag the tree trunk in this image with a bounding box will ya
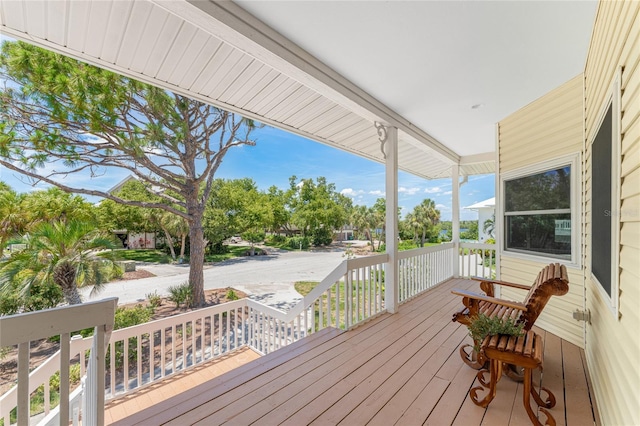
[180,234,187,260]
[160,226,177,260]
[54,262,83,305]
[188,211,206,307]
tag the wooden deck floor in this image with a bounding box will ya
[112,278,599,426]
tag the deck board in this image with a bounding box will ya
[112,278,598,426]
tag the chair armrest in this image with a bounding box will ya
[451,288,527,311]
[470,277,530,291]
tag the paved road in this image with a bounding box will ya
[82,247,347,311]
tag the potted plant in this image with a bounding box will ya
[468,313,524,353]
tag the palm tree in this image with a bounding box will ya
[409,199,441,247]
[0,220,119,305]
[0,187,27,252]
[483,214,495,238]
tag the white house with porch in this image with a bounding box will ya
[0,1,638,425]
[464,197,495,243]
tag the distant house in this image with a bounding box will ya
[463,197,495,243]
[106,176,158,250]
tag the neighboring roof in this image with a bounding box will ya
[0,1,596,179]
[106,175,138,195]
[464,197,495,210]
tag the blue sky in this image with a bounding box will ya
[0,35,494,221]
[0,123,494,221]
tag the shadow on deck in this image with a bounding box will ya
[109,278,598,425]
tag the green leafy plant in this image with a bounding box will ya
[468,313,525,352]
[226,288,239,301]
[167,282,193,309]
[146,291,162,309]
[114,305,154,329]
[286,236,310,250]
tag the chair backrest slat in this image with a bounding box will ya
[518,263,569,330]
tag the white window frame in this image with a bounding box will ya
[589,68,621,319]
[500,153,581,268]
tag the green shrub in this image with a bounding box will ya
[265,234,286,245]
[48,364,81,390]
[468,313,524,352]
[371,269,385,283]
[167,282,192,308]
[226,288,239,301]
[398,240,418,251]
[114,305,154,330]
[146,291,162,308]
[286,236,310,250]
[0,280,64,316]
[208,242,228,255]
[311,228,333,246]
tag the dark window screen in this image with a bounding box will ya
[591,104,612,296]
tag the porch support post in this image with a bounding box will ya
[383,125,399,313]
[452,164,460,278]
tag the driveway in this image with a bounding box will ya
[82,247,347,311]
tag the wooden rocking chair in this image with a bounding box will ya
[451,263,569,373]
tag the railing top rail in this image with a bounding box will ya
[0,297,118,346]
[346,253,389,269]
[397,242,454,259]
[459,242,497,250]
[110,299,247,339]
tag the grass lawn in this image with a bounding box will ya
[205,245,252,263]
[107,246,258,265]
[108,249,172,264]
[294,281,319,296]
[295,279,383,330]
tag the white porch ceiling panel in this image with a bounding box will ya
[0,0,493,179]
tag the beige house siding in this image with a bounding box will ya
[499,75,584,172]
[583,2,640,425]
[497,74,585,348]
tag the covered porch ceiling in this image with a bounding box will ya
[0,1,597,180]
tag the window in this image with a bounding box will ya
[590,69,621,316]
[504,165,572,260]
[591,105,613,295]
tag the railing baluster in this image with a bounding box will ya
[137,331,142,386]
[355,267,360,324]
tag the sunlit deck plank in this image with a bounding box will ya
[105,346,262,424]
[115,278,597,426]
[190,280,471,425]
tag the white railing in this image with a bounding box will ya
[0,251,420,419]
[105,299,247,398]
[398,243,455,303]
[0,298,117,426]
[459,242,497,279]
[0,336,93,426]
[246,253,388,354]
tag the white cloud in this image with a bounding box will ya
[369,190,385,196]
[443,190,452,195]
[424,187,441,194]
[398,186,421,195]
[341,188,364,197]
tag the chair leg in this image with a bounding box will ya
[470,359,502,408]
[459,344,486,370]
[531,385,556,409]
[522,367,556,426]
